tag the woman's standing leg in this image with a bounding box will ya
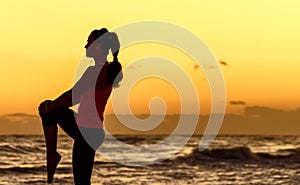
[72,130,95,185]
[72,128,105,185]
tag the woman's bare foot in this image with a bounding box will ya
[47,152,61,184]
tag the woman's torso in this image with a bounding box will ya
[76,63,112,128]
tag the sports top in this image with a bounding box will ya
[76,63,112,128]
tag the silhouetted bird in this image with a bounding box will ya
[219,60,229,66]
[194,64,199,70]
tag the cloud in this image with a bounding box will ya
[1,106,300,135]
[3,113,38,123]
[0,113,42,135]
[105,106,300,135]
[244,106,287,117]
[230,101,246,105]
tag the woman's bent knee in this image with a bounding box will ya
[39,108,66,127]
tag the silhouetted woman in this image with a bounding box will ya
[38,28,122,184]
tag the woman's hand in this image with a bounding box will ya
[38,100,52,115]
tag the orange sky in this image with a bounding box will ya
[1,0,300,116]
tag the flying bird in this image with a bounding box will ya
[194,64,200,70]
[194,64,215,70]
[219,60,229,66]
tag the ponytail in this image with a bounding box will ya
[92,29,123,88]
[109,32,120,62]
[108,32,122,88]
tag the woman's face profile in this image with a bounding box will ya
[85,34,104,59]
[85,34,96,57]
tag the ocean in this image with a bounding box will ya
[0,135,299,184]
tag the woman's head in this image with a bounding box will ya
[85,28,120,62]
[85,28,123,88]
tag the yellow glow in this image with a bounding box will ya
[0,0,300,115]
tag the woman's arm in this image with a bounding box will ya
[49,89,75,110]
[39,88,80,115]
[48,67,95,110]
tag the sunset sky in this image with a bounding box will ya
[1,0,300,116]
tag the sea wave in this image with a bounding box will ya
[0,165,71,174]
[0,144,44,155]
[0,165,46,174]
[169,146,300,164]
